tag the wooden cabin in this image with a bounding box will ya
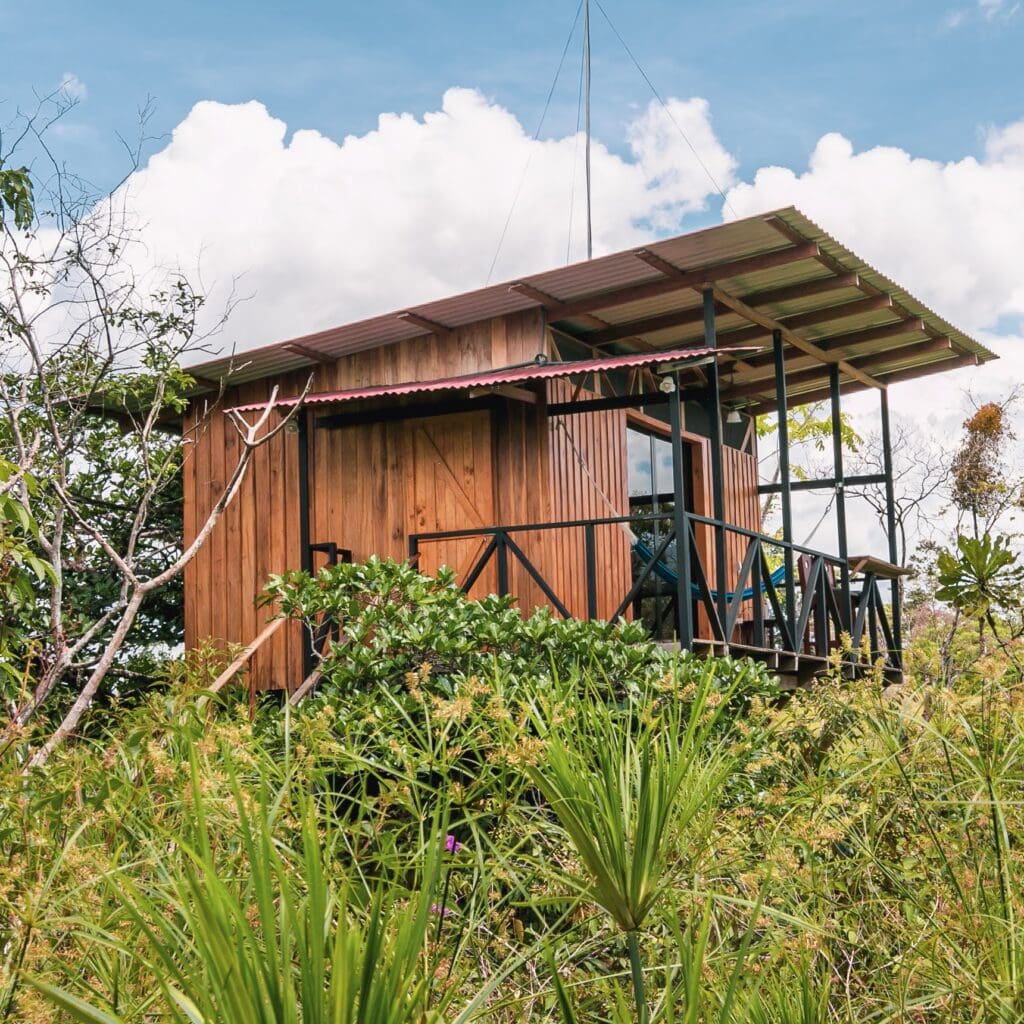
[182,207,995,691]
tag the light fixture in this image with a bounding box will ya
[725,406,742,425]
[658,375,676,394]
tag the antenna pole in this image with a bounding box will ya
[583,0,592,259]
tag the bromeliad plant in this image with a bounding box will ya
[527,661,749,1023]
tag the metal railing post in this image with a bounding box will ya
[829,365,854,652]
[703,288,729,637]
[584,522,598,619]
[668,382,693,648]
[496,531,509,596]
[772,329,797,644]
[879,388,903,656]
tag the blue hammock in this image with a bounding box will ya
[633,539,787,601]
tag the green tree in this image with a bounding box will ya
[0,95,309,765]
[0,459,54,692]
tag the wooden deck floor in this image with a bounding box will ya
[662,638,902,686]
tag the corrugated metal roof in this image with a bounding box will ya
[226,346,752,413]
[191,207,996,409]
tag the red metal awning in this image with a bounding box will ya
[226,345,758,414]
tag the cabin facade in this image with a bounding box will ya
[182,208,995,692]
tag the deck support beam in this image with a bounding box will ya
[829,364,854,650]
[759,472,886,495]
[297,410,314,681]
[703,289,729,634]
[773,329,797,642]
[668,376,693,648]
[879,388,903,657]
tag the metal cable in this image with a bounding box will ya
[593,0,738,219]
[484,1,584,285]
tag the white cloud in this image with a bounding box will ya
[941,1,1019,29]
[978,0,1020,18]
[58,72,87,101]
[726,123,1024,552]
[117,89,732,355]
[725,121,1024,428]
[94,92,1020,431]
[53,86,1024,558]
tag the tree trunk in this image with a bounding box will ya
[26,590,145,769]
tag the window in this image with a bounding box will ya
[627,427,684,507]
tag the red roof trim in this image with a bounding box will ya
[226,346,758,414]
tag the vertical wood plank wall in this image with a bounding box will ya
[183,310,550,691]
[545,379,633,620]
[717,444,762,631]
[182,306,761,690]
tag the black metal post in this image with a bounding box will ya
[297,411,314,680]
[649,432,663,630]
[879,388,903,655]
[584,522,598,619]
[703,289,728,635]
[496,531,509,596]
[772,329,797,644]
[668,381,693,648]
[829,364,854,645]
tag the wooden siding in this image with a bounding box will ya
[182,379,305,692]
[718,444,761,630]
[182,307,762,690]
[183,311,549,691]
[546,378,633,620]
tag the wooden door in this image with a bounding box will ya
[406,411,497,597]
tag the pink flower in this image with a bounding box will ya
[444,834,461,854]
[430,903,454,917]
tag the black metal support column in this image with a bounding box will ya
[879,388,903,655]
[297,411,314,680]
[668,381,693,648]
[829,365,853,645]
[772,329,796,642]
[703,288,728,635]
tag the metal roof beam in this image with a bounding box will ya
[508,283,609,330]
[709,285,885,390]
[579,271,864,348]
[727,337,955,401]
[282,342,336,365]
[531,242,820,321]
[750,352,980,415]
[775,295,893,331]
[397,311,452,338]
[737,318,927,369]
[762,214,967,351]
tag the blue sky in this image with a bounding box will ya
[4,0,1022,556]
[4,0,1023,197]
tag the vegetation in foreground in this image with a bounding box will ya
[1,560,1023,1023]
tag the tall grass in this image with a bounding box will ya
[4,645,1024,1022]
[527,663,741,1022]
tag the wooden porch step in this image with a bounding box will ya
[660,638,902,685]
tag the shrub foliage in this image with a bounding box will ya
[1,560,1023,1023]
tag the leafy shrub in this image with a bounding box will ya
[262,557,775,843]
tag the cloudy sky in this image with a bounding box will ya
[4,0,1023,551]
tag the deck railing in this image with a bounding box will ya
[409,512,901,679]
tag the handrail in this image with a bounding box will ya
[412,512,846,564]
[408,511,902,675]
